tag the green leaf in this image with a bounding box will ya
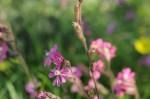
[6,82,19,99]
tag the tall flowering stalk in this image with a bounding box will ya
[73,0,100,98]
[72,0,140,99]
[89,38,117,98]
[89,38,116,88]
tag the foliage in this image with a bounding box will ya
[0,0,150,99]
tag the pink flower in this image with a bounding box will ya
[38,91,53,99]
[71,83,79,93]
[70,77,83,93]
[0,26,7,33]
[25,80,39,99]
[90,39,116,62]
[60,0,69,8]
[138,55,150,66]
[116,0,126,5]
[125,11,135,21]
[90,71,101,80]
[71,66,83,78]
[90,39,103,53]
[92,60,104,72]
[38,91,48,99]
[84,79,95,91]
[106,22,117,35]
[44,45,64,67]
[88,79,95,88]
[82,19,91,36]
[85,60,104,91]
[44,45,72,87]
[91,60,104,80]
[49,67,70,86]
[93,95,99,99]
[113,67,136,96]
[0,43,8,62]
[38,91,60,99]
[69,66,84,93]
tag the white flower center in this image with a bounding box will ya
[55,70,61,76]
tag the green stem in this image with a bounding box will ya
[106,61,115,88]
[135,87,140,99]
[105,61,119,99]
[10,33,33,80]
[17,53,32,80]
[86,51,100,99]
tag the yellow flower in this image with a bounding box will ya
[134,37,150,54]
[0,61,11,72]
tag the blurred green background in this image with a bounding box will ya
[0,0,150,99]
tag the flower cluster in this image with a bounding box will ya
[85,39,115,97]
[113,67,136,96]
[44,45,70,86]
[84,60,104,93]
[42,38,138,98]
[70,66,83,93]
[89,38,116,62]
[44,45,64,67]
[91,60,104,80]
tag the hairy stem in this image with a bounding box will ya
[73,0,100,98]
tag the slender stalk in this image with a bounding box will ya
[87,51,100,99]
[73,0,100,98]
[106,61,115,89]
[134,86,140,99]
[17,52,32,80]
[99,58,115,99]
[95,81,109,95]
[6,24,32,80]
